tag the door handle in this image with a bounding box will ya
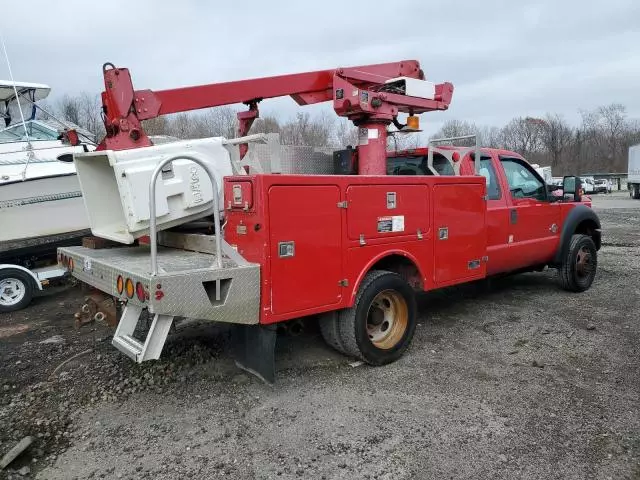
[510,208,518,224]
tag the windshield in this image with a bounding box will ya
[0,121,60,144]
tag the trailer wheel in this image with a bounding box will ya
[338,270,417,365]
[558,234,597,292]
[0,269,36,313]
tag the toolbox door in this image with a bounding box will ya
[433,183,487,286]
[269,185,342,315]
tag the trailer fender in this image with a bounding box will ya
[553,205,601,265]
[0,264,43,290]
[350,250,426,306]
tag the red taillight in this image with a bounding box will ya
[116,275,124,295]
[135,282,145,302]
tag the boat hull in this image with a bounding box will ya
[0,173,89,248]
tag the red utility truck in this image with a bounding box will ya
[57,60,600,383]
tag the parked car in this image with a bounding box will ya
[581,177,595,194]
[594,178,611,194]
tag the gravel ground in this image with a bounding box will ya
[1,192,639,480]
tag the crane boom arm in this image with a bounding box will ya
[96,59,453,174]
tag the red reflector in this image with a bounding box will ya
[155,290,164,301]
[452,151,460,162]
[135,282,145,302]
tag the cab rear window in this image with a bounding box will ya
[387,153,453,176]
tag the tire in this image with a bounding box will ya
[318,311,347,354]
[558,234,597,292]
[337,270,417,365]
[0,268,36,313]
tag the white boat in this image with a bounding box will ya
[0,80,94,250]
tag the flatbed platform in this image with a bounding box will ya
[59,243,260,324]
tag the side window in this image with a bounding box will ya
[471,154,501,200]
[431,153,455,175]
[500,157,547,201]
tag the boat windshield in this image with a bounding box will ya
[0,121,60,144]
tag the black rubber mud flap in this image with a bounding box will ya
[231,324,277,385]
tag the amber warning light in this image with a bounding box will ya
[406,116,420,130]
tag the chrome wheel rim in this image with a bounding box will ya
[0,278,26,306]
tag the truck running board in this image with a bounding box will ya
[112,304,174,362]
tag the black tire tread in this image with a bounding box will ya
[338,270,400,362]
[558,234,597,292]
[318,311,347,354]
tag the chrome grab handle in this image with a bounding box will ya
[148,154,223,283]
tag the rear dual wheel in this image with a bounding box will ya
[320,271,417,365]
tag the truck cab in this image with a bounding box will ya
[387,146,600,277]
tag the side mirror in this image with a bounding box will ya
[563,176,582,202]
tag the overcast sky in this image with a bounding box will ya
[1,0,639,136]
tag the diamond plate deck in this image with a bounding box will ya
[60,244,260,324]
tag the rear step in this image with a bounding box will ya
[112,304,174,362]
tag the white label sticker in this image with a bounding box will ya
[83,258,92,272]
[368,128,379,139]
[392,215,405,232]
[358,128,368,146]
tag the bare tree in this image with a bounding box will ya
[500,117,544,156]
[281,112,334,147]
[46,90,640,175]
[387,131,420,152]
[432,119,477,139]
[55,95,82,126]
[142,116,169,136]
[476,125,503,148]
[333,118,358,147]
[250,115,281,135]
[540,114,573,168]
[200,107,237,138]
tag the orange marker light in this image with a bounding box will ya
[125,278,134,298]
[116,275,124,294]
[68,258,75,272]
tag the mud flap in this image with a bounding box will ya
[231,324,277,385]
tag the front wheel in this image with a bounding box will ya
[558,234,597,292]
[0,269,36,313]
[336,270,417,365]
